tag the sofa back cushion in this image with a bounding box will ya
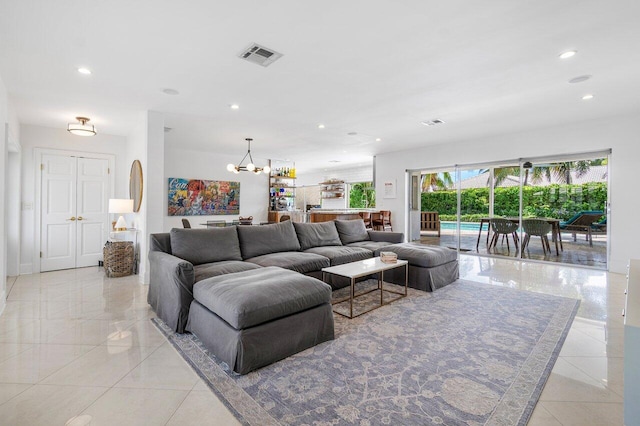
[293,221,342,250]
[149,233,171,254]
[335,219,371,244]
[170,227,243,265]
[237,220,301,259]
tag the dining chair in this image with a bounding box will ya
[381,210,392,231]
[371,212,383,230]
[359,212,372,229]
[522,218,552,255]
[489,218,519,252]
[279,215,291,222]
[181,218,191,229]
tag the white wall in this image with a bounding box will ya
[374,113,640,273]
[124,111,149,283]
[19,124,128,274]
[297,164,373,186]
[0,76,8,311]
[163,148,269,230]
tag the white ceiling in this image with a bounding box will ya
[2,0,639,173]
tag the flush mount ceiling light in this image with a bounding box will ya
[230,104,240,110]
[568,75,591,84]
[582,94,594,100]
[77,67,92,75]
[226,138,271,175]
[421,119,445,126]
[318,124,325,129]
[375,138,382,142]
[162,88,179,95]
[67,117,96,136]
[559,50,577,59]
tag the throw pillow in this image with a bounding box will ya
[293,221,343,250]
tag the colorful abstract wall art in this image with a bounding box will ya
[168,178,240,216]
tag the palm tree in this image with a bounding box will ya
[529,160,591,185]
[421,172,453,192]
[485,160,597,186]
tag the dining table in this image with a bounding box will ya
[475,217,563,255]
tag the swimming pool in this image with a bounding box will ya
[440,221,488,231]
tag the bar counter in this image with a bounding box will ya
[309,209,377,223]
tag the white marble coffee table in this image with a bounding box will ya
[322,257,408,318]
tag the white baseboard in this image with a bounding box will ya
[0,290,6,317]
[20,263,33,275]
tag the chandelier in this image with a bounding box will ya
[67,116,97,136]
[226,138,271,174]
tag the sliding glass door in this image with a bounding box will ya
[411,150,609,269]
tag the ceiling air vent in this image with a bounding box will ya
[421,119,445,126]
[238,43,283,67]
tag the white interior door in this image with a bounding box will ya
[41,154,109,272]
[76,158,109,267]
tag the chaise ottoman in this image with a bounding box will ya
[186,266,334,374]
[376,243,459,292]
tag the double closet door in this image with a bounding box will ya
[40,154,110,272]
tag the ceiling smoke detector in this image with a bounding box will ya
[239,43,283,67]
[421,119,445,126]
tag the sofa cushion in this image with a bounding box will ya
[346,240,395,252]
[245,252,329,274]
[335,219,370,244]
[376,243,457,267]
[193,266,331,329]
[293,221,342,250]
[237,221,301,259]
[304,246,372,266]
[170,227,242,265]
[194,260,262,283]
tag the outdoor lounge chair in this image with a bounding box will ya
[559,210,605,247]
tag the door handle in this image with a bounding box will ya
[77,216,84,221]
[68,217,76,221]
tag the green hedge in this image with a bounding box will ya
[422,183,607,221]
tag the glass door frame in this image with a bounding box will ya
[408,148,611,269]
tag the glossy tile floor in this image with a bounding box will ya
[0,256,624,425]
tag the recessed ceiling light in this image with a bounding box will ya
[77,67,91,75]
[230,104,239,110]
[559,50,577,59]
[329,160,341,163]
[582,94,594,100]
[162,88,179,95]
[318,124,325,129]
[375,138,381,142]
[568,75,591,84]
[347,132,358,136]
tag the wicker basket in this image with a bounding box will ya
[103,241,134,277]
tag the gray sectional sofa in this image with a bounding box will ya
[148,219,404,333]
[148,218,459,374]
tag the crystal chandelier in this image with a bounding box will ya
[226,138,271,175]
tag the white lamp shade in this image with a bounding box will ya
[109,199,134,214]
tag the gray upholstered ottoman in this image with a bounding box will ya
[376,243,459,292]
[186,266,334,374]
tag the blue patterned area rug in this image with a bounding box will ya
[152,280,579,426]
